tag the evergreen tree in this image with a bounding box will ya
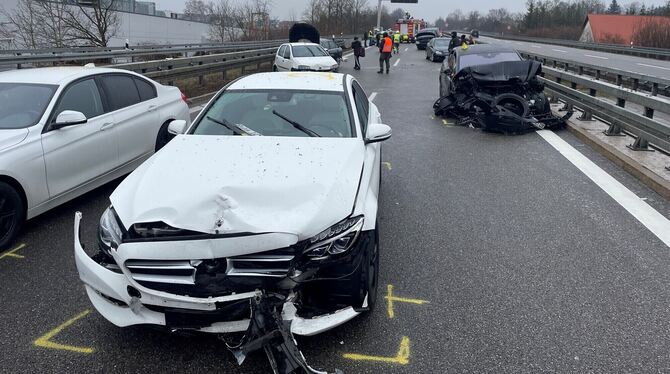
[607,0,621,14]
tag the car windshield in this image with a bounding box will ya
[0,83,57,129]
[191,90,353,138]
[459,52,521,70]
[434,39,450,47]
[292,45,329,57]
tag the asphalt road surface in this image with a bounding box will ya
[2,44,670,373]
[479,36,670,79]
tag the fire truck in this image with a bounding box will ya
[393,18,427,43]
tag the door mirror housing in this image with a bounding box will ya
[52,110,87,130]
[365,123,392,144]
[168,119,188,135]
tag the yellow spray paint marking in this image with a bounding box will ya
[382,162,392,171]
[34,309,95,354]
[343,336,411,365]
[385,284,429,319]
[0,243,26,260]
[442,119,450,125]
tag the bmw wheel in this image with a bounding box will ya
[0,182,24,250]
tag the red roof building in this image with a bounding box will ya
[579,14,670,45]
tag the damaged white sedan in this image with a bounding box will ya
[74,72,391,373]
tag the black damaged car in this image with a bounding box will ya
[434,44,572,132]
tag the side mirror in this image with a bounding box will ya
[365,123,392,144]
[52,110,87,130]
[168,119,188,135]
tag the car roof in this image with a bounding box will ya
[228,72,345,92]
[0,66,134,85]
[284,42,321,47]
[455,43,517,56]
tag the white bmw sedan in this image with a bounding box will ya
[273,42,339,72]
[74,72,391,343]
[0,67,190,249]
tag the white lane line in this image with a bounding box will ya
[531,45,542,48]
[404,47,409,52]
[516,42,523,45]
[637,63,670,71]
[369,92,377,102]
[584,54,609,60]
[393,58,400,67]
[537,130,670,248]
[552,48,568,53]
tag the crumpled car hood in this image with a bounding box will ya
[456,60,542,83]
[111,135,364,240]
[0,128,28,152]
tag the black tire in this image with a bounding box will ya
[0,182,25,250]
[272,65,278,72]
[155,121,174,152]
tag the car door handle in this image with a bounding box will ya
[100,122,116,131]
[148,105,157,112]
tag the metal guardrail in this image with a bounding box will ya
[114,48,277,84]
[482,33,670,61]
[537,62,670,153]
[0,41,286,68]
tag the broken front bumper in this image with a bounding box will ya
[73,212,361,336]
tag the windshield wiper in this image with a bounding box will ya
[271,110,320,137]
[206,116,250,136]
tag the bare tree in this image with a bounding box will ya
[63,0,121,47]
[209,0,236,42]
[0,0,39,49]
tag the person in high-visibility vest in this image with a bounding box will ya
[393,31,401,54]
[378,32,393,74]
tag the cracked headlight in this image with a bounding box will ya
[99,206,123,252]
[305,216,364,259]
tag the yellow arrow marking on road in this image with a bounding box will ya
[442,119,450,125]
[34,309,95,354]
[0,243,26,260]
[382,162,392,171]
[343,336,411,365]
[385,284,429,319]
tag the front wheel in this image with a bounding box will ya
[155,121,174,152]
[0,182,25,250]
[272,65,278,72]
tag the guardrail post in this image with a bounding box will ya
[16,53,21,69]
[571,82,577,90]
[627,136,654,152]
[616,74,623,86]
[595,70,601,80]
[603,122,625,136]
[578,66,584,75]
[578,109,593,121]
[632,78,639,91]
[617,98,626,108]
[560,102,573,112]
[644,107,654,119]
[651,83,659,96]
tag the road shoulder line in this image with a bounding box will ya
[537,130,670,248]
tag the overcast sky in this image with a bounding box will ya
[152,0,669,21]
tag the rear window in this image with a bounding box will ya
[134,77,157,101]
[292,45,329,57]
[0,83,57,129]
[459,52,521,70]
[100,75,141,111]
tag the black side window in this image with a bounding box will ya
[278,45,285,57]
[283,47,291,59]
[134,77,157,101]
[351,81,369,135]
[54,78,103,120]
[100,75,141,111]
